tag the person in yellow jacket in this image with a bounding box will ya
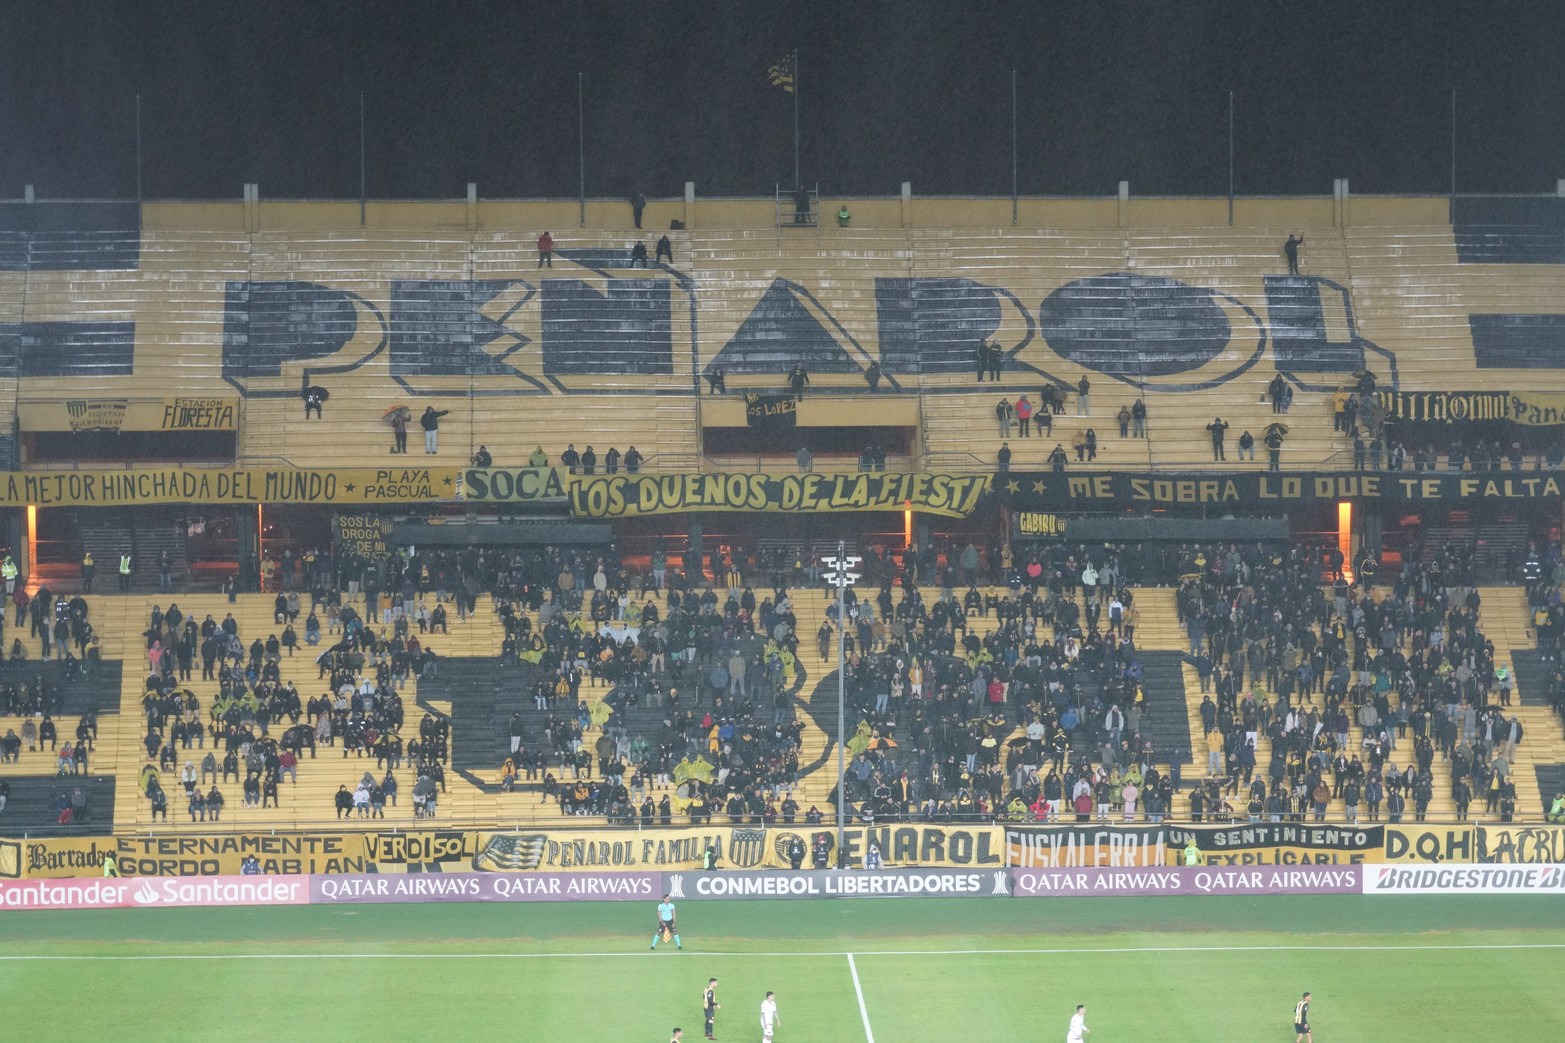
[80,552,95,594]
[118,552,133,593]
[102,853,119,878]
[0,554,16,595]
[1183,837,1201,866]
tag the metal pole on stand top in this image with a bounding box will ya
[822,541,860,867]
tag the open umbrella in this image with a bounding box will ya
[1351,369,1374,381]
[382,404,411,425]
[871,737,898,751]
[1264,422,1289,437]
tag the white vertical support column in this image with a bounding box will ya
[1340,178,1350,229]
[684,181,695,231]
[1332,179,1343,229]
[23,184,34,203]
[1556,179,1565,197]
[466,182,478,231]
[900,181,912,229]
[1117,180,1130,228]
[243,183,259,234]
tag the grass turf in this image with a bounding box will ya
[0,895,1562,1041]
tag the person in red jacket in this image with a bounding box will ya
[537,231,554,268]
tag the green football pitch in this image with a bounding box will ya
[1,894,1563,1041]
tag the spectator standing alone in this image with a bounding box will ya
[420,407,449,454]
[1207,417,1230,461]
[1284,234,1305,274]
[1077,375,1091,415]
[537,231,554,268]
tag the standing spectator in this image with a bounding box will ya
[975,339,989,382]
[1076,375,1091,415]
[420,406,449,454]
[1131,398,1147,437]
[997,442,1012,474]
[1265,427,1285,471]
[1206,417,1230,461]
[581,447,598,475]
[1047,444,1068,472]
[561,444,581,474]
[793,186,811,225]
[1333,386,1350,432]
[1117,404,1131,437]
[987,340,1003,381]
[79,552,94,595]
[836,204,851,228]
[706,366,726,394]
[624,446,643,473]
[118,552,133,593]
[629,191,646,229]
[796,446,813,472]
[1084,429,1098,462]
[1284,233,1304,274]
[390,409,409,454]
[788,365,809,395]
[656,234,673,264]
[1015,395,1033,438]
[536,231,554,267]
[604,447,621,474]
[995,398,1014,437]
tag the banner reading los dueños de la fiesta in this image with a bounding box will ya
[569,472,990,519]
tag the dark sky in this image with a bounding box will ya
[1,1,1560,201]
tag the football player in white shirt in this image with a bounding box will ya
[760,991,780,1041]
[1067,1003,1090,1042]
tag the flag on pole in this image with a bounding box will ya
[768,53,796,93]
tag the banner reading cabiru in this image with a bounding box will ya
[569,472,990,518]
[1006,823,1385,867]
[0,467,459,506]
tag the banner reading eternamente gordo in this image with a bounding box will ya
[569,472,991,519]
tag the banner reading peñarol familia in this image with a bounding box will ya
[469,823,1004,872]
[1006,824,1385,867]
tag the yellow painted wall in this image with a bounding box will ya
[141,196,1458,234]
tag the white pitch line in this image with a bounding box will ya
[0,942,1560,962]
[847,953,876,1043]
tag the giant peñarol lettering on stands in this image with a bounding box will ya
[998,470,1564,510]
[570,472,991,519]
[1006,824,1385,866]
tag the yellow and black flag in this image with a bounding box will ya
[768,53,796,93]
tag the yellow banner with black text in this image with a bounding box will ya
[0,467,459,507]
[569,472,991,519]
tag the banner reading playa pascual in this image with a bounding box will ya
[470,823,1004,872]
[1006,824,1385,867]
[0,467,458,507]
[569,472,991,519]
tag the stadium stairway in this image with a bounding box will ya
[1477,586,1557,816]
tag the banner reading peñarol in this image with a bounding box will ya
[469,823,1004,872]
[1006,824,1385,867]
[569,472,991,519]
